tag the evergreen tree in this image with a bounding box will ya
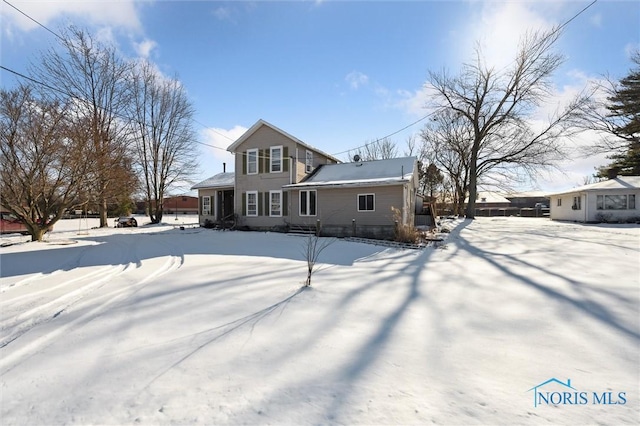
[596,51,640,177]
[606,51,640,142]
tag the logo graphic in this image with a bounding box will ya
[527,378,627,407]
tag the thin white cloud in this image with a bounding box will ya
[200,125,247,172]
[345,71,369,90]
[395,85,434,117]
[589,13,602,28]
[134,38,157,59]
[1,0,142,33]
[95,26,117,46]
[213,6,233,21]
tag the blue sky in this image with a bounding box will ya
[1,0,639,193]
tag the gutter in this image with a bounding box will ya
[282,180,409,190]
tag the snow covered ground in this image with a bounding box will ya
[0,216,638,425]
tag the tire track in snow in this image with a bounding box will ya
[0,263,131,349]
[0,238,140,349]
[0,233,185,374]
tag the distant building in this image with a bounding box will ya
[136,196,199,215]
[549,176,640,223]
[504,191,550,209]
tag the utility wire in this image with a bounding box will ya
[332,0,598,159]
[2,0,236,146]
[0,64,231,153]
[331,112,435,157]
[2,0,65,41]
[3,0,599,161]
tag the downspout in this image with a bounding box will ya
[289,149,296,226]
[403,183,408,225]
[233,153,238,226]
[291,149,296,184]
[584,192,588,223]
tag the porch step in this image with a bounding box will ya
[288,224,317,235]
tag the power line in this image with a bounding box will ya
[330,112,435,157]
[2,0,236,147]
[332,0,599,159]
[3,0,599,162]
[2,0,64,41]
[0,64,231,153]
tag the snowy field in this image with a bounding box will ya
[0,215,638,425]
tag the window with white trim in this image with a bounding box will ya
[557,198,562,207]
[270,146,282,173]
[299,190,317,216]
[270,190,282,217]
[305,150,313,173]
[246,191,258,216]
[202,196,211,215]
[597,194,636,210]
[572,196,581,210]
[358,194,375,211]
[247,149,258,175]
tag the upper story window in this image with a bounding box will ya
[247,149,258,175]
[270,146,282,173]
[305,150,313,173]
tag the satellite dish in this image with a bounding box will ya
[353,154,361,162]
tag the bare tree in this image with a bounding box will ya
[0,85,89,241]
[30,26,135,227]
[420,110,473,215]
[404,134,418,156]
[428,27,590,218]
[129,60,199,224]
[348,137,398,161]
[301,232,335,287]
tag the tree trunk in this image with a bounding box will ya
[465,145,479,219]
[99,197,108,227]
[31,228,46,242]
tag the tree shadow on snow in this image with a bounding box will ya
[0,229,384,279]
[452,224,640,342]
[254,220,472,423]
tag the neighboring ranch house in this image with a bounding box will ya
[549,176,640,223]
[284,156,419,239]
[191,172,235,224]
[225,119,340,230]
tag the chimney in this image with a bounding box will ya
[223,162,226,173]
[607,166,620,179]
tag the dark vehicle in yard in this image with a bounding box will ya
[115,216,138,228]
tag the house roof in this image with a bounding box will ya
[466,191,511,204]
[505,191,550,198]
[225,119,341,164]
[549,176,640,196]
[283,156,417,189]
[191,172,235,190]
